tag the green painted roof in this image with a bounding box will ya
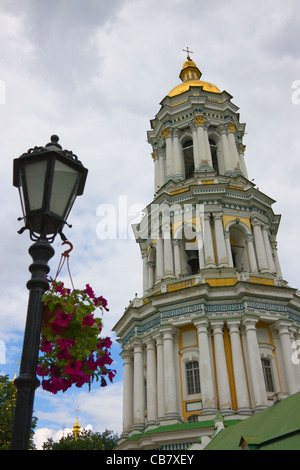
[128,420,215,441]
[205,393,300,450]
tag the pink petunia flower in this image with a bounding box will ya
[56,311,72,328]
[41,339,53,353]
[82,314,95,327]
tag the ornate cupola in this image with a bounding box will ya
[113,51,300,451]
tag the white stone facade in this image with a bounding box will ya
[113,57,300,450]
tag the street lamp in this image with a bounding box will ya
[11,135,88,450]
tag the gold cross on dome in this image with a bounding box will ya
[183,47,193,60]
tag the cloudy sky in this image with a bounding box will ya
[1,0,300,449]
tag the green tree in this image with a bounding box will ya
[42,428,119,450]
[0,374,37,449]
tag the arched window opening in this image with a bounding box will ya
[183,140,194,179]
[261,358,275,393]
[186,361,201,395]
[187,249,199,274]
[229,226,249,272]
[209,139,219,173]
[182,225,200,275]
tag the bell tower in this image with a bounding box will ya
[113,52,300,450]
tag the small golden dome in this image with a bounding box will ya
[168,57,221,97]
[73,417,81,438]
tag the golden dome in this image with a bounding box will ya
[168,57,221,97]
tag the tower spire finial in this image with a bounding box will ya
[183,47,193,60]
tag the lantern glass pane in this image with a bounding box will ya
[49,160,79,218]
[24,159,48,211]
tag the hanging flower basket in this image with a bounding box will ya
[38,279,116,394]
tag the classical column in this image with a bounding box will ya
[270,237,283,278]
[213,213,229,267]
[195,319,217,415]
[147,260,155,289]
[262,225,275,272]
[141,249,149,294]
[203,213,216,268]
[153,151,160,193]
[246,234,258,273]
[163,128,174,182]
[211,321,234,415]
[224,230,234,268]
[227,321,252,415]
[156,236,164,282]
[227,122,241,173]
[162,327,181,420]
[173,239,181,277]
[121,350,134,435]
[197,232,205,270]
[157,148,166,188]
[203,122,213,168]
[251,218,269,273]
[276,321,299,395]
[145,339,157,426]
[162,225,175,278]
[191,123,201,171]
[154,334,165,420]
[173,129,184,181]
[242,317,268,412]
[238,143,249,179]
[218,125,232,174]
[133,342,145,431]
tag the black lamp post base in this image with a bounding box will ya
[11,238,54,450]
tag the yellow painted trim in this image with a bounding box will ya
[228,185,244,191]
[223,327,238,411]
[211,335,219,409]
[249,276,274,286]
[170,187,190,196]
[179,325,201,421]
[167,278,195,292]
[222,215,251,231]
[201,180,215,185]
[205,278,238,287]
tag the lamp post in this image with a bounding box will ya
[11,135,88,450]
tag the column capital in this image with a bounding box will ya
[157,147,165,158]
[194,114,206,127]
[246,233,254,243]
[153,332,163,343]
[242,315,259,331]
[194,317,209,333]
[121,349,133,362]
[144,337,156,349]
[131,339,144,352]
[204,212,212,222]
[250,216,263,227]
[227,122,237,133]
[227,319,242,333]
[212,212,223,221]
[217,124,228,135]
[161,127,172,139]
[274,319,293,335]
[160,325,178,339]
[172,128,180,138]
[211,320,225,335]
